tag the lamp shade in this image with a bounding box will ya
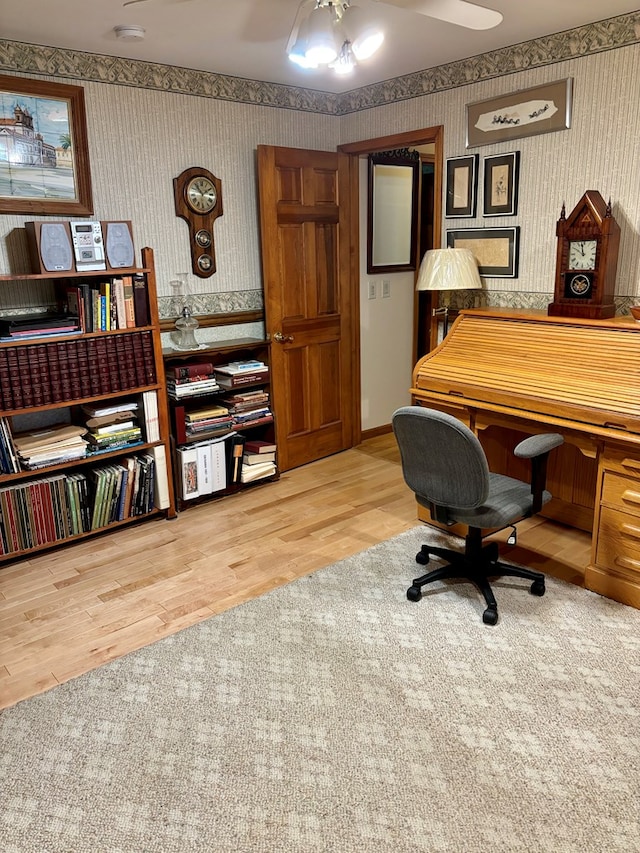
[416,248,482,292]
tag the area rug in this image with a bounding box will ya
[1,526,639,853]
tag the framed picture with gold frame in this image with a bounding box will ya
[0,74,94,215]
[446,226,520,278]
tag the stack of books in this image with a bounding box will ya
[166,360,219,399]
[221,389,273,429]
[12,423,89,470]
[0,311,80,342]
[213,359,269,389]
[82,401,143,454]
[185,404,233,437]
[240,438,277,484]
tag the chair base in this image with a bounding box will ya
[406,529,545,625]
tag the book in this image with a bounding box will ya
[244,439,277,454]
[214,371,269,389]
[240,460,276,484]
[148,444,170,510]
[122,276,136,328]
[211,439,227,492]
[196,443,213,495]
[142,390,160,443]
[243,451,276,465]
[133,273,150,326]
[112,277,127,329]
[177,445,199,500]
[169,362,215,379]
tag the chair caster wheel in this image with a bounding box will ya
[407,585,422,602]
[530,579,545,596]
[482,607,498,625]
[415,549,429,565]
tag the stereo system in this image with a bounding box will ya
[25,220,136,275]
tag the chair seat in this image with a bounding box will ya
[417,472,551,529]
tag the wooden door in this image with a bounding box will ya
[257,145,358,471]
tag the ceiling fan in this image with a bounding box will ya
[285,0,502,76]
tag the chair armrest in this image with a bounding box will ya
[513,433,564,514]
[514,433,564,459]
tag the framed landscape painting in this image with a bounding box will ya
[0,74,94,215]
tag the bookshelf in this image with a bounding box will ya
[162,338,278,510]
[0,245,176,563]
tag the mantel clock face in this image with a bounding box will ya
[548,191,620,320]
[173,167,223,278]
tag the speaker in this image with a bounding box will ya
[103,221,135,269]
[25,221,74,273]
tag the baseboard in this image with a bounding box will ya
[361,424,393,440]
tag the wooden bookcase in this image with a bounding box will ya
[0,245,176,564]
[163,338,278,511]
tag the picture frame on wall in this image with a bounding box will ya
[446,226,520,278]
[445,154,478,218]
[466,78,573,148]
[0,74,94,215]
[483,151,520,217]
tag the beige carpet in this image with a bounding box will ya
[1,526,639,852]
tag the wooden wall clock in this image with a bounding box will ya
[173,167,223,277]
[548,190,620,319]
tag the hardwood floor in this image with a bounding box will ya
[0,433,590,710]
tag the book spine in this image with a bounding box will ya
[140,331,156,385]
[123,276,136,328]
[85,337,101,396]
[104,336,120,392]
[75,337,91,398]
[35,343,52,405]
[17,348,34,407]
[47,343,63,403]
[94,337,110,395]
[26,346,44,408]
[132,273,150,326]
[171,362,215,379]
[0,348,12,410]
[131,333,146,387]
[122,335,138,389]
[66,340,82,399]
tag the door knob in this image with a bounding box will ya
[273,331,294,343]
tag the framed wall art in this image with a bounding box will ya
[466,78,573,148]
[446,226,520,278]
[483,151,520,216]
[0,74,94,215]
[445,154,478,218]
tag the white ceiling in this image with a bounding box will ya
[2,1,638,94]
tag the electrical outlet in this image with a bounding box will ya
[368,281,376,300]
[382,280,391,298]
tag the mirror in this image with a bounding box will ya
[367,151,419,274]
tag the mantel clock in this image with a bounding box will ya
[173,167,223,278]
[548,190,620,319]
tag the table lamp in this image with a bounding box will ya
[416,248,482,336]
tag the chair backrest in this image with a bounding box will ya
[392,406,490,509]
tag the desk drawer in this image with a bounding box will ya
[601,472,640,515]
[596,506,640,579]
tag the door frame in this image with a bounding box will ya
[339,125,444,440]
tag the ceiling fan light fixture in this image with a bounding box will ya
[341,5,384,61]
[329,40,356,75]
[287,17,319,68]
[304,4,340,65]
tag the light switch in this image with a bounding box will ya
[368,281,376,300]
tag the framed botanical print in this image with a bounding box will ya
[0,74,94,215]
[483,151,520,217]
[445,154,478,218]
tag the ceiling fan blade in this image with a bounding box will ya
[377,0,503,30]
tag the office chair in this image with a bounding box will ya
[392,406,564,625]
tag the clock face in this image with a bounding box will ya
[186,176,217,214]
[568,240,597,270]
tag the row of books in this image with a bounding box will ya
[0,331,157,411]
[166,358,269,400]
[0,450,163,556]
[63,274,150,333]
[177,435,276,500]
[0,393,160,473]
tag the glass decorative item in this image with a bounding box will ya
[170,273,200,350]
[174,305,200,350]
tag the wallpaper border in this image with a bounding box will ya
[0,12,638,116]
